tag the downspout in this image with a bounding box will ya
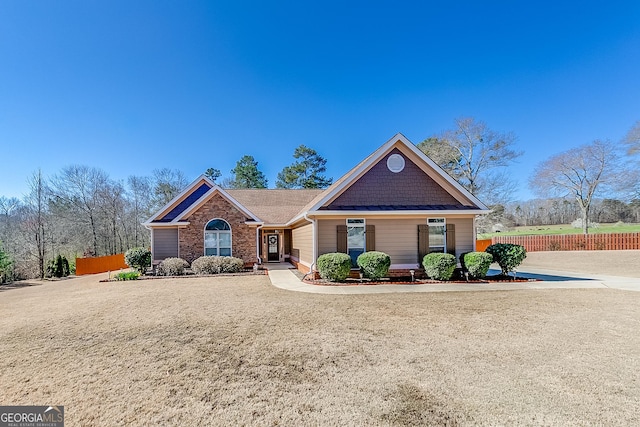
[473,215,478,251]
[255,223,264,264]
[303,212,317,279]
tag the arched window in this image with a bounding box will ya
[204,219,232,256]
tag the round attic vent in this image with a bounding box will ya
[387,153,405,173]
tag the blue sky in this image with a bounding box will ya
[1,1,639,200]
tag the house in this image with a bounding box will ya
[143,133,490,275]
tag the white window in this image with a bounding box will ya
[204,219,232,256]
[428,218,446,253]
[347,218,365,267]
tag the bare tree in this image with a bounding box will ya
[23,169,50,278]
[50,165,110,256]
[0,196,22,280]
[151,168,188,210]
[529,140,621,234]
[417,117,522,203]
[127,176,152,247]
[623,120,640,155]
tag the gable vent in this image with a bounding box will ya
[386,153,405,173]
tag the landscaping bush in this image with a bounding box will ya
[460,251,493,279]
[46,255,70,278]
[357,251,391,280]
[317,252,352,282]
[156,257,189,276]
[125,247,151,273]
[114,271,140,281]
[485,243,527,275]
[422,253,457,281]
[191,256,244,275]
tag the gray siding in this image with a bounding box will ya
[153,228,179,260]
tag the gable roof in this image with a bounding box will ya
[226,189,323,225]
[295,133,489,216]
[143,175,262,226]
[144,133,489,228]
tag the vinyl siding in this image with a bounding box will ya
[291,223,313,266]
[447,217,474,256]
[318,217,475,266]
[153,228,179,260]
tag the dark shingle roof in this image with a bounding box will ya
[157,182,212,222]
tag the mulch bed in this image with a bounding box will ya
[100,268,268,282]
[305,275,537,286]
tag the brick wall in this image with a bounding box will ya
[179,193,257,264]
[327,148,461,208]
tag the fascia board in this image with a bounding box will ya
[144,174,215,223]
[143,221,190,227]
[305,132,490,213]
[399,139,490,210]
[174,185,261,222]
[305,133,402,212]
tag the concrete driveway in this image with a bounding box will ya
[266,262,640,294]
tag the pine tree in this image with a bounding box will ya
[276,145,333,189]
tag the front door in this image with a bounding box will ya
[267,234,279,262]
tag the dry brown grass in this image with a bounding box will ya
[1,272,640,426]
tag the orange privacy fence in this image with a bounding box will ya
[477,233,640,252]
[76,253,129,275]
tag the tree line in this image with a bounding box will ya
[1,118,639,282]
[0,145,333,281]
[417,117,640,235]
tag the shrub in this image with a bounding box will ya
[156,257,189,276]
[317,252,352,282]
[422,253,457,281]
[125,247,151,273]
[357,251,391,280]
[191,256,244,275]
[114,271,140,281]
[46,255,70,278]
[460,252,493,279]
[485,243,527,275]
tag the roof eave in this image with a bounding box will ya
[143,221,191,227]
[305,209,491,216]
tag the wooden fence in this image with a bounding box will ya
[76,253,128,275]
[477,233,640,252]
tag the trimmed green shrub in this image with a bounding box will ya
[191,256,244,275]
[317,252,352,282]
[485,243,527,275]
[156,257,189,276]
[114,271,140,281]
[125,247,151,273]
[46,255,70,278]
[357,251,391,280]
[422,253,457,281]
[460,251,493,279]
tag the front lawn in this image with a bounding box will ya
[479,222,640,239]
[1,275,639,425]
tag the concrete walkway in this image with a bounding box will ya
[265,263,640,294]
